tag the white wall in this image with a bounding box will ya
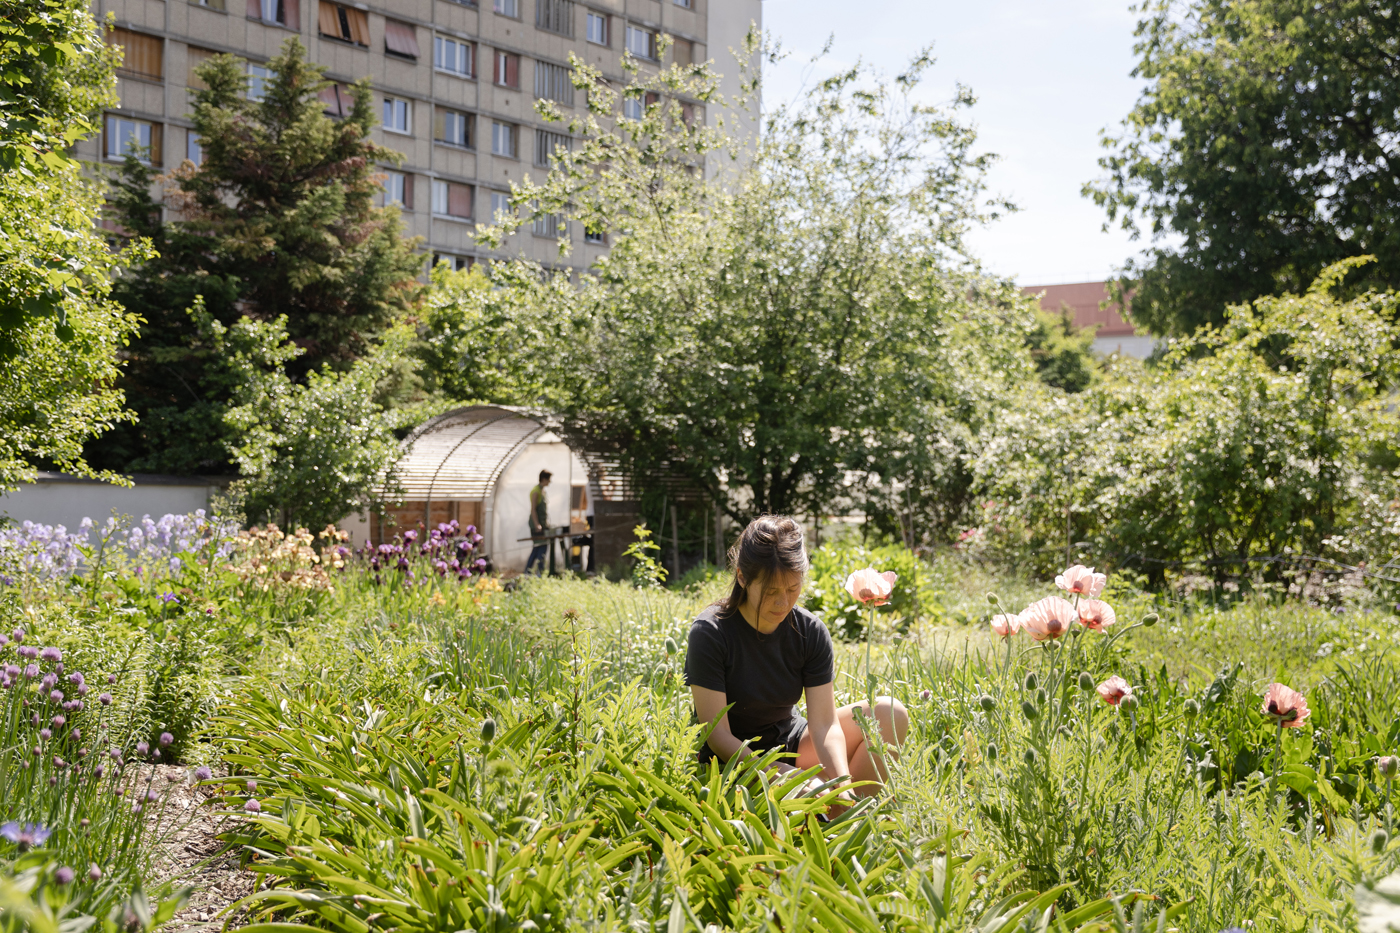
[1,476,223,531]
[490,440,591,572]
[1093,335,1159,359]
[706,0,763,178]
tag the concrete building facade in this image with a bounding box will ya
[83,0,761,273]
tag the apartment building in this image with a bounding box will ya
[81,0,761,273]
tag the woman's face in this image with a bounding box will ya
[740,569,804,634]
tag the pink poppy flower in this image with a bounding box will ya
[1019,596,1076,641]
[990,612,1021,639]
[1096,676,1132,706]
[844,568,898,606]
[1077,600,1117,632]
[1261,683,1310,728]
[1055,565,1107,599]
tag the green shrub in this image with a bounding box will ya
[804,541,930,640]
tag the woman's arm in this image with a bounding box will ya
[803,681,850,786]
[691,685,802,773]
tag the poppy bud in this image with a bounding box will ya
[664,637,678,656]
[986,742,998,763]
[1142,613,1159,627]
[1379,756,1399,780]
[481,718,496,743]
[1119,694,1139,713]
[1021,700,1040,722]
[1023,748,1036,765]
[1078,672,1095,692]
[1035,687,1047,706]
[986,593,1000,607]
[1372,829,1389,854]
[1023,672,1038,692]
[978,694,996,712]
[1184,699,1200,719]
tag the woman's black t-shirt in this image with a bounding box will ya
[684,604,835,743]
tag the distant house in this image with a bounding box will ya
[1020,281,1157,359]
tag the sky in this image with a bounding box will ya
[760,0,1152,287]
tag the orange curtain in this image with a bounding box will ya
[385,19,419,58]
[347,7,369,46]
[317,0,339,38]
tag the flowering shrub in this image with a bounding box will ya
[805,541,927,639]
[228,524,339,592]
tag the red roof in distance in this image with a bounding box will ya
[1020,281,1135,337]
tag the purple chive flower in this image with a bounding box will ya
[71,729,80,742]
[88,864,102,881]
[0,822,52,850]
[146,789,158,802]
[131,801,142,813]
[99,693,112,706]
[0,634,8,646]
[107,749,121,761]
[244,799,261,813]
[135,742,149,756]
[194,766,212,781]
[159,732,173,747]
[68,672,83,685]
[246,779,257,792]
[38,729,51,741]
[49,691,63,704]
[76,684,89,697]
[52,716,65,728]
[4,665,16,678]
[11,630,23,643]
[94,764,105,779]
[107,674,116,685]
[39,647,60,663]
[17,646,37,660]
[72,701,83,712]
[23,665,38,680]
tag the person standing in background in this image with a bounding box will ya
[526,470,553,574]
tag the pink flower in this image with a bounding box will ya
[1055,565,1106,598]
[990,613,1021,639]
[1019,596,1076,641]
[1261,683,1310,728]
[1096,675,1132,706]
[1077,600,1117,632]
[844,568,898,606]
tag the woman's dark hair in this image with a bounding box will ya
[717,515,808,616]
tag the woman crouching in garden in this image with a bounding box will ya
[684,515,909,800]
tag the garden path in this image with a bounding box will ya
[142,765,257,929]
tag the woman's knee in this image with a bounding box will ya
[873,695,909,743]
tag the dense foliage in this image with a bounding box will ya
[975,260,1400,583]
[0,0,146,491]
[1088,0,1400,335]
[89,38,423,476]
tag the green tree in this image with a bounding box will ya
[1025,307,1098,393]
[0,0,149,491]
[471,43,1030,538]
[192,303,409,530]
[1087,0,1400,336]
[90,37,423,474]
[979,259,1400,581]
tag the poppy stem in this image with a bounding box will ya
[864,602,876,710]
[1270,720,1284,801]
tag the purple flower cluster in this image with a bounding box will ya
[362,521,486,585]
[0,511,239,585]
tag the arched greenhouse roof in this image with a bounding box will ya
[390,406,552,502]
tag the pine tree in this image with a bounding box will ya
[90,37,422,474]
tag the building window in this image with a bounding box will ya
[621,96,642,120]
[625,25,656,60]
[673,0,690,7]
[493,50,519,88]
[534,61,574,106]
[672,37,693,67]
[107,28,163,80]
[584,225,605,245]
[585,11,607,45]
[186,46,217,89]
[190,0,227,11]
[490,191,513,221]
[105,115,162,164]
[493,0,517,15]
[434,253,473,271]
[432,179,473,218]
[186,131,203,165]
[318,82,352,117]
[383,97,412,134]
[383,170,412,208]
[491,121,517,157]
[435,107,473,148]
[434,35,474,76]
[384,20,420,58]
[247,63,271,101]
[318,1,368,46]
[535,0,573,36]
[532,206,564,238]
[258,0,285,24]
[533,128,570,167]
